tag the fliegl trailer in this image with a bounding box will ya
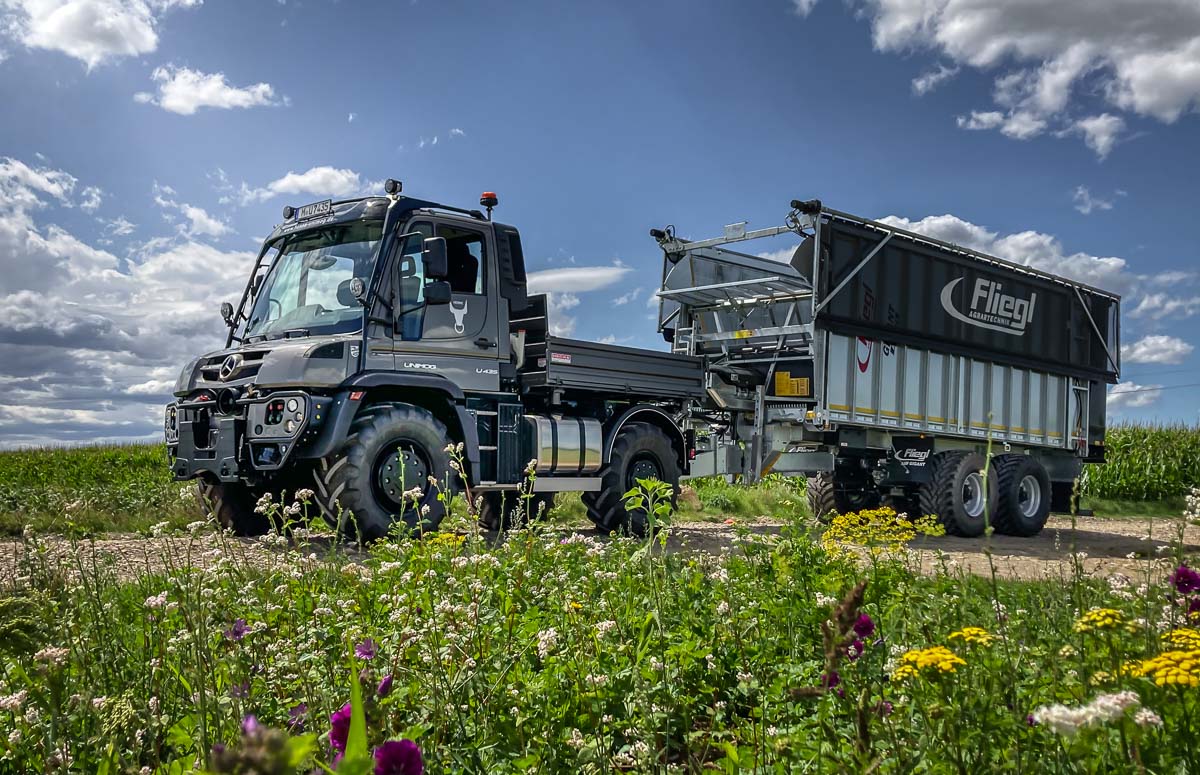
[653,199,1120,537]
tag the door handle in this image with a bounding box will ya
[475,337,496,348]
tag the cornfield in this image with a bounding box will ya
[1081,423,1200,500]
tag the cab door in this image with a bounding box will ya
[392,216,502,391]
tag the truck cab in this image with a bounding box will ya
[167,182,702,540]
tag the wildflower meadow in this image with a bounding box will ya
[0,482,1198,773]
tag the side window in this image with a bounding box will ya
[437,223,486,294]
[396,222,433,340]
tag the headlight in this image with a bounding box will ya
[164,404,179,443]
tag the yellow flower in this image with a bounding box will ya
[948,626,997,647]
[1131,650,1200,688]
[1163,628,1200,651]
[891,646,966,681]
[820,506,944,556]
[1074,608,1124,633]
[569,601,583,611]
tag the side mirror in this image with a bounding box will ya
[220,301,235,326]
[422,237,449,280]
[349,277,368,305]
[425,281,452,306]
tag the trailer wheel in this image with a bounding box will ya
[313,402,453,542]
[196,480,271,536]
[583,423,680,537]
[477,491,556,531]
[806,471,881,522]
[992,455,1051,537]
[918,451,998,538]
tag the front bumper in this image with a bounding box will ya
[166,390,332,482]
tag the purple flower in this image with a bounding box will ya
[377,674,394,698]
[229,681,249,699]
[241,715,261,736]
[853,613,875,638]
[845,638,865,661]
[288,703,307,732]
[1026,714,1037,726]
[1189,598,1200,620]
[355,638,378,661]
[821,670,840,689]
[876,701,894,716]
[1171,565,1200,594]
[374,739,424,775]
[224,618,249,641]
[330,702,352,753]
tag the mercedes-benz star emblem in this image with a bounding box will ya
[218,354,244,382]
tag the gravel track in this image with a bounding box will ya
[2,516,1197,584]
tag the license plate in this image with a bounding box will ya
[297,199,332,220]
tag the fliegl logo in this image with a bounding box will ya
[941,277,1037,336]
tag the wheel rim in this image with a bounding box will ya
[1018,474,1042,519]
[374,441,431,511]
[625,454,663,492]
[962,471,985,519]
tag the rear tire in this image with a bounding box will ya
[806,470,881,522]
[477,491,556,531]
[992,455,1051,537]
[918,451,998,538]
[196,480,270,536]
[583,423,680,537]
[313,402,453,542]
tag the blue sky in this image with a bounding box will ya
[1,0,1198,444]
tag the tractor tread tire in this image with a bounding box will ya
[582,423,680,537]
[197,480,270,536]
[918,451,996,538]
[477,491,555,532]
[806,472,839,523]
[314,402,452,542]
[992,454,1052,537]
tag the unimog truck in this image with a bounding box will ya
[167,183,705,539]
[167,184,1120,540]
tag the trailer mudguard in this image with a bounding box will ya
[604,404,688,473]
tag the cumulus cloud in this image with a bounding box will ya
[1129,292,1200,320]
[79,185,102,212]
[230,165,368,205]
[1072,185,1118,215]
[526,265,632,295]
[2,0,201,69]
[0,155,250,446]
[1107,380,1163,410]
[808,0,1200,157]
[134,64,283,115]
[152,181,230,238]
[1121,334,1194,365]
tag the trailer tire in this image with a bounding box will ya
[196,480,271,536]
[477,491,556,531]
[918,451,998,538]
[992,455,1051,537]
[313,402,453,542]
[583,422,680,537]
[806,471,881,523]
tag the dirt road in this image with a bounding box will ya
[2,516,1197,584]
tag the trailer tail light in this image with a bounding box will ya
[685,429,697,461]
[349,391,365,401]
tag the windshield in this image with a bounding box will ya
[244,219,383,339]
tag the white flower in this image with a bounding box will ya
[1032,691,1140,736]
[815,593,836,608]
[716,600,730,616]
[595,620,617,638]
[150,521,171,537]
[35,646,69,666]
[536,628,558,659]
[186,520,208,535]
[0,690,27,711]
[144,591,170,609]
[92,696,108,709]
[1133,708,1162,728]
[293,488,314,502]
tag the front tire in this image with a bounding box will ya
[196,480,270,536]
[477,491,556,531]
[992,455,1051,537]
[806,470,881,522]
[583,423,680,537]
[918,451,998,537]
[313,403,453,541]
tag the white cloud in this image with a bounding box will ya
[79,184,102,212]
[912,62,959,95]
[449,127,465,137]
[135,65,282,115]
[232,165,368,205]
[612,287,641,306]
[1129,292,1200,320]
[1072,185,1116,215]
[545,292,580,336]
[1107,380,1163,410]
[347,112,356,123]
[153,181,230,238]
[1060,114,1126,159]
[526,265,632,294]
[1121,334,1194,365]
[877,212,1131,293]
[102,215,135,236]
[824,0,1200,157]
[790,0,818,16]
[3,0,200,69]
